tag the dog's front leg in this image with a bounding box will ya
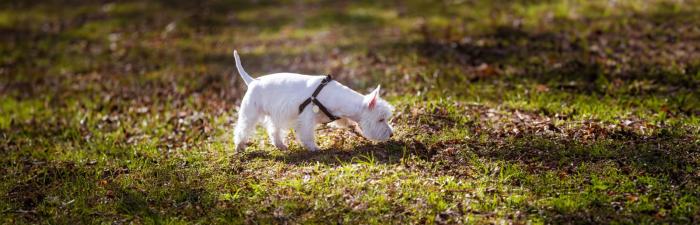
[295,112,319,151]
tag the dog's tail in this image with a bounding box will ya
[233,50,254,85]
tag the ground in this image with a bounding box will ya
[1,0,699,224]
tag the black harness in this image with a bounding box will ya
[298,75,339,121]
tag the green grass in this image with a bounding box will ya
[1,0,699,224]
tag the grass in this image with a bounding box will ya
[1,0,699,224]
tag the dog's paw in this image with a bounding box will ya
[235,143,247,153]
[275,143,288,151]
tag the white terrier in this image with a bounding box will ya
[233,50,394,152]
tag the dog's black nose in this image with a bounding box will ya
[390,132,394,138]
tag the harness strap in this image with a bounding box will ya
[298,75,339,121]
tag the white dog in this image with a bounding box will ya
[233,50,394,152]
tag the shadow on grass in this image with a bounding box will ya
[471,131,699,183]
[244,139,432,166]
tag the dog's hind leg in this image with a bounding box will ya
[234,98,260,152]
[264,117,288,150]
[294,112,319,151]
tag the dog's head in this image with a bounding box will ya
[357,85,394,141]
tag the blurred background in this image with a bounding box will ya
[3,1,699,108]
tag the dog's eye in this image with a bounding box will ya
[378,119,385,122]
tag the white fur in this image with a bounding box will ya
[232,50,394,152]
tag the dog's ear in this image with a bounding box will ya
[365,85,381,110]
